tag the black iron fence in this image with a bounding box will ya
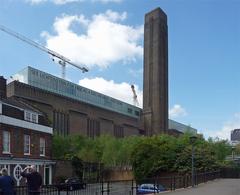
[136,171,220,192]
[11,171,220,195]
[220,167,240,178]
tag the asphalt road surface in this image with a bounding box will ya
[161,179,240,195]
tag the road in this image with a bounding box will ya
[161,179,240,195]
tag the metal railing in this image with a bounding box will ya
[11,171,220,195]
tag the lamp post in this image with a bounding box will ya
[190,135,197,187]
[232,146,235,161]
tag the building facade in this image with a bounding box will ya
[0,77,54,186]
[8,66,197,138]
[231,129,240,144]
[8,67,142,137]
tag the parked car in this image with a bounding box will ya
[56,177,86,191]
[137,183,165,194]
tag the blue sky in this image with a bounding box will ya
[0,0,239,139]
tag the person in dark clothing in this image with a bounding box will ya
[0,168,15,195]
[20,165,42,195]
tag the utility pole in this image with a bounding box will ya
[190,135,197,187]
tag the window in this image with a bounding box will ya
[87,119,100,138]
[127,108,133,114]
[32,114,37,123]
[25,111,31,121]
[114,125,124,138]
[40,138,45,156]
[3,131,10,153]
[24,134,30,155]
[135,110,140,116]
[24,111,38,123]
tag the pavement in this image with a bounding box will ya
[161,179,240,195]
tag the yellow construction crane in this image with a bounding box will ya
[131,84,140,107]
[0,24,88,79]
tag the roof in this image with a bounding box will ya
[0,97,42,115]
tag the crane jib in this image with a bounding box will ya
[0,24,89,78]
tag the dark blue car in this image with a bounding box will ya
[137,183,165,194]
[56,177,86,191]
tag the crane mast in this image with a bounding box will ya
[131,84,140,107]
[0,24,88,79]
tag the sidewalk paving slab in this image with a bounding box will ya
[160,179,240,195]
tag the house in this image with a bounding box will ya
[0,76,54,186]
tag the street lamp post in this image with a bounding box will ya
[232,146,235,161]
[190,135,197,187]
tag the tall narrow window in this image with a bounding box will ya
[3,131,10,153]
[87,119,100,138]
[32,114,37,123]
[40,138,45,156]
[25,111,31,121]
[24,135,30,155]
[114,125,124,138]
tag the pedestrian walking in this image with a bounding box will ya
[20,165,42,195]
[0,168,15,195]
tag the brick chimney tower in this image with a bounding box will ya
[142,8,168,135]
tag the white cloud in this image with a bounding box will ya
[26,0,83,4]
[169,104,187,118]
[128,68,143,78]
[78,77,143,107]
[53,15,89,33]
[41,10,143,69]
[26,0,47,4]
[26,0,123,4]
[92,0,123,3]
[54,0,84,4]
[206,113,240,140]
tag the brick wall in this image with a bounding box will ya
[7,81,142,137]
[53,160,75,183]
[103,169,134,181]
[0,123,52,159]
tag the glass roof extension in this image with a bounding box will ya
[12,66,141,119]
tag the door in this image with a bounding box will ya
[44,165,50,185]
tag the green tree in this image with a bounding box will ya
[52,134,72,159]
[131,135,177,180]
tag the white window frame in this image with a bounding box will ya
[32,113,37,123]
[0,103,2,114]
[24,134,30,155]
[24,111,38,123]
[2,131,10,154]
[40,138,45,156]
[25,111,31,121]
